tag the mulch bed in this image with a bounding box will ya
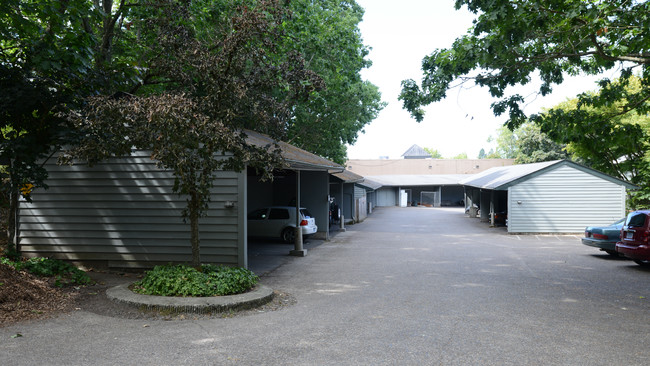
[0,263,77,326]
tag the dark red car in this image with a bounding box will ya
[616,210,650,266]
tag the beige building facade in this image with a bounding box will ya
[345,159,515,176]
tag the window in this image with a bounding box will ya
[248,208,268,220]
[626,212,648,227]
[269,208,290,220]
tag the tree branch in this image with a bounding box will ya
[590,34,650,64]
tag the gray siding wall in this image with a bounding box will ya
[300,171,329,236]
[18,151,246,268]
[376,187,397,207]
[342,184,355,221]
[354,185,366,200]
[507,165,626,233]
[354,185,368,222]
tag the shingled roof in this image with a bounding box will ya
[245,130,343,172]
[331,169,364,183]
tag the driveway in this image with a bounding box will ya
[2,207,650,365]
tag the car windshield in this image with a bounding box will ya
[300,209,312,218]
[610,218,625,226]
[625,212,648,227]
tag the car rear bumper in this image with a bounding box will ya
[581,238,616,251]
[616,242,650,260]
[301,225,318,236]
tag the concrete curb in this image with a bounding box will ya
[106,283,274,314]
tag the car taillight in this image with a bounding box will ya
[300,219,308,226]
[643,231,650,243]
[592,233,608,240]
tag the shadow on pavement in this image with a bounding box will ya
[247,229,343,276]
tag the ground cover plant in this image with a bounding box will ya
[132,264,259,297]
[1,256,92,287]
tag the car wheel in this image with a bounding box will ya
[604,250,620,257]
[281,228,295,243]
[633,259,650,267]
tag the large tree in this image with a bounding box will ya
[485,123,569,163]
[282,0,385,164]
[2,0,377,263]
[0,0,122,250]
[537,77,650,206]
[399,0,650,130]
[423,147,443,159]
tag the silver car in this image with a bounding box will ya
[247,206,317,243]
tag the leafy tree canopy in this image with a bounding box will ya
[399,0,650,131]
[283,0,385,164]
[535,76,650,207]
[64,0,321,266]
[487,127,516,159]
[2,0,377,261]
[423,147,443,159]
[1,0,105,195]
[0,0,125,249]
[513,123,570,164]
[485,122,569,163]
[535,76,650,182]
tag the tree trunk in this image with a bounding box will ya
[189,191,200,268]
[6,160,19,255]
[7,187,17,254]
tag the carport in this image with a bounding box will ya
[357,178,382,214]
[365,174,472,207]
[330,170,365,225]
[460,160,637,233]
[18,130,343,269]
[246,131,344,256]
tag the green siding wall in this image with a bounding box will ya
[508,165,626,233]
[18,151,246,268]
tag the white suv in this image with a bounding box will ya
[247,206,318,243]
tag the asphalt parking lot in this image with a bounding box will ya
[2,206,650,365]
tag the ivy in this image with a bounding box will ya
[133,264,259,297]
[1,256,92,287]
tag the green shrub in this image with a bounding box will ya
[0,256,91,287]
[133,264,259,297]
[0,256,14,267]
[3,246,21,262]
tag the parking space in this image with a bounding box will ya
[247,237,325,276]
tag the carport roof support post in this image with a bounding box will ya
[490,190,495,227]
[291,170,306,257]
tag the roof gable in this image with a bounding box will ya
[459,160,637,190]
[332,170,364,183]
[401,144,431,159]
[357,178,382,190]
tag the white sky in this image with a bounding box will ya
[346,0,604,160]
